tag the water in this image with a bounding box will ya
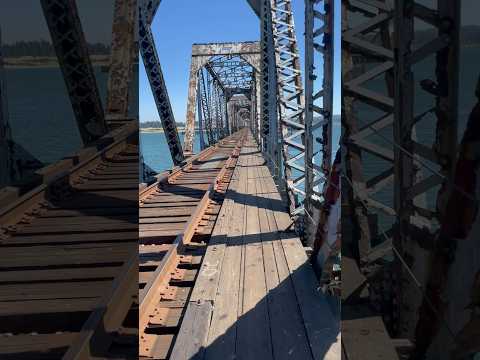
[4,65,138,166]
[140,131,202,173]
[141,122,341,176]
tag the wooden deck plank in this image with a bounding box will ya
[203,151,248,360]
[255,162,314,360]
[236,152,273,360]
[261,164,340,360]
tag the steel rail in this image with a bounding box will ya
[138,130,246,359]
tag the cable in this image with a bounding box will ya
[359,120,477,206]
[343,173,457,340]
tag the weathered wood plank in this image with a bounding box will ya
[169,301,213,360]
[236,153,273,360]
[256,163,314,360]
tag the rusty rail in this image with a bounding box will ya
[138,130,245,359]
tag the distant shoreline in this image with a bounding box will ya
[4,55,110,69]
[141,127,202,133]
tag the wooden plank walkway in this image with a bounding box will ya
[170,135,340,360]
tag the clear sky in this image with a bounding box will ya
[140,0,341,123]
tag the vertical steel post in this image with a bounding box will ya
[305,0,335,210]
[270,0,306,216]
[184,56,201,153]
[106,0,136,121]
[260,0,279,170]
[197,80,206,150]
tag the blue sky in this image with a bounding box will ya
[140,0,341,123]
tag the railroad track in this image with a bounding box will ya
[0,122,139,359]
[138,129,246,360]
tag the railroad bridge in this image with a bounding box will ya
[0,0,340,359]
[3,0,472,359]
[137,0,341,358]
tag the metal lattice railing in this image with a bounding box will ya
[270,0,306,216]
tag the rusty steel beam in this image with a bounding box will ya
[139,0,184,165]
[41,0,107,145]
[106,0,137,121]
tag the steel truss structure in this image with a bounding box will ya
[183,42,261,154]
[305,0,335,211]
[41,0,107,145]
[343,0,460,356]
[142,1,336,229]
[139,0,185,165]
[269,0,307,217]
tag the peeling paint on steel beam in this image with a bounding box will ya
[41,0,107,145]
[106,0,137,120]
[191,42,260,57]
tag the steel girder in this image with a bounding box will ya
[41,0,107,145]
[106,0,137,121]
[343,0,460,341]
[270,0,306,216]
[260,0,280,177]
[139,0,184,165]
[184,42,260,153]
[305,0,335,207]
[196,80,206,150]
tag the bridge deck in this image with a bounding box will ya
[170,136,340,360]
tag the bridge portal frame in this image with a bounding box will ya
[183,41,261,154]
